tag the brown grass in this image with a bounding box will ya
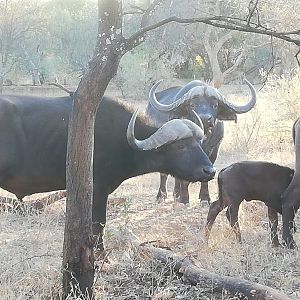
[0,75,300,299]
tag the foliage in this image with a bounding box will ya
[0,0,299,87]
[221,71,300,160]
[113,43,177,98]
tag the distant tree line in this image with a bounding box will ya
[0,0,298,95]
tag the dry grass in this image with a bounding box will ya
[0,175,299,299]
[0,74,300,299]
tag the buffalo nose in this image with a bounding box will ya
[203,166,216,177]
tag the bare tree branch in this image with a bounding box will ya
[223,45,246,77]
[296,49,300,65]
[48,82,74,96]
[124,15,300,52]
[246,0,260,26]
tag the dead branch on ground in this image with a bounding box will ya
[109,229,292,300]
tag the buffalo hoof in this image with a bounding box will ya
[271,240,281,248]
[173,195,189,205]
[156,190,167,203]
[282,239,297,250]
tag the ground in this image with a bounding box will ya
[1,82,300,299]
[0,170,299,299]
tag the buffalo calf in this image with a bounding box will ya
[204,161,294,246]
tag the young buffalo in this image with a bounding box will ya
[204,161,294,246]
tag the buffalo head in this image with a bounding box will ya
[148,78,257,134]
[127,111,215,182]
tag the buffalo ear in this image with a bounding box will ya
[218,104,237,122]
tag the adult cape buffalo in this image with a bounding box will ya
[146,78,257,204]
[281,117,300,249]
[0,94,215,250]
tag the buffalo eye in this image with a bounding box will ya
[211,103,218,109]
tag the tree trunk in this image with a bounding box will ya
[0,75,3,94]
[62,0,123,297]
[62,99,97,298]
[62,60,120,297]
[31,68,41,85]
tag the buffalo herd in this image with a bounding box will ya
[0,79,299,250]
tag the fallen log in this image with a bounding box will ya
[0,190,66,212]
[108,229,293,300]
[142,246,292,300]
[29,190,66,211]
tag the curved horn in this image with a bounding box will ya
[174,80,207,100]
[127,110,204,151]
[126,110,143,150]
[192,110,204,132]
[222,77,257,114]
[149,80,190,112]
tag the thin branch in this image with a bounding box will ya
[215,30,235,54]
[123,10,143,16]
[246,0,259,26]
[223,46,246,77]
[48,83,74,96]
[260,36,279,89]
[124,15,300,52]
[296,49,300,66]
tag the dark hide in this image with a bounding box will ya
[0,94,215,250]
[281,117,300,248]
[205,161,294,247]
[146,83,232,204]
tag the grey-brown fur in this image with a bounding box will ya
[205,161,294,247]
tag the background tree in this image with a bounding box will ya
[62,0,300,298]
[0,0,44,92]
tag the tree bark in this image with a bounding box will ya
[62,0,123,298]
[62,101,97,298]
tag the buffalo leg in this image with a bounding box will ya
[204,200,225,242]
[267,207,280,247]
[92,189,109,252]
[199,127,223,205]
[173,178,180,202]
[226,204,241,243]
[156,173,168,203]
[173,179,190,204]
[199,182,211,205]
[282,201,299,249]
[282,183,300,249]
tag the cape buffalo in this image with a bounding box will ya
[146,78,257,204]
[281,117,300,249]
[204,161,294,247]
[0,94,215,250]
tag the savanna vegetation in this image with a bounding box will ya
[0,0,300,299]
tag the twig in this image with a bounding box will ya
[48,82,74,96]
